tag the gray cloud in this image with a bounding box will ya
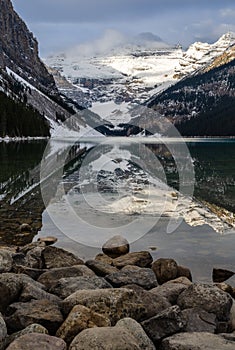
[11,0,235,55]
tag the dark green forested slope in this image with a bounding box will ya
[0,91,50,138]
[148,59,235,136]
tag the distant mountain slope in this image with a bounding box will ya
[148,55,235,136]
[46,33,235,106]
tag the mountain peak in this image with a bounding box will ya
[215,31,235,47]
[135,32,164,43]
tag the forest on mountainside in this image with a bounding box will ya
[0,91,50,138]
[148,59,235,136]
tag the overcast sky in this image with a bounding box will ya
[12,0,235,57]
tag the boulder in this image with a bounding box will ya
[12,253,27,266]
[5,299,64,334]
[160,332,235,350]
[94,253,113,265]
[177,283,233,321]
[18,241,46,255]
[69,327,141,350]
[214,282,235,298]
[0,273,48,312]
[37,236,58,246]
[121,265,143,272]
[102,235,130,258]
[56,305,111,344]
[116,318,155,350]
[6,333,67,350]
[229,301,235,331]
[42,246,84,269]
[5,324,48,348]
[0,273,22,312]
[12,265,46,280]
[19,282,61,303]
[50,276,112,299]
[37,265,95,290]
[213,268,234,283]
[0,249,13,273]
[25,246,45,269]
[20,273,47,291]
[62,288,145,325]
[0,313,7,350]
[85,260,118,277]
[19,223,32,232]
[150,277,192,304]
[152,258,178,285]
[124,284,171,321]
[105,267,158,290]
[113,251,153,268]
[141,305,186,343]
[177,265,192,281]
[182,308,217,333]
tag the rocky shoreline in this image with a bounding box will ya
[0,235,235,349]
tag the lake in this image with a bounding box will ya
[0,137,235,283]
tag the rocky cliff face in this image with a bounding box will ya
[0,0,57,95]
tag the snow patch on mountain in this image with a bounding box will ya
[45,32,235,127]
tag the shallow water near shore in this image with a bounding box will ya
[1,137,235,284]
[39,210,235,285]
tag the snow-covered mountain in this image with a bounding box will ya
[45,32,235,119]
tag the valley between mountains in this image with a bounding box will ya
[1,0,235,137]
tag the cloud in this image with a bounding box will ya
[67,29,128,57]
[220,8,235,18]
[11,0,235,55]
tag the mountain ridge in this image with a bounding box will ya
[46,32,235,109]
